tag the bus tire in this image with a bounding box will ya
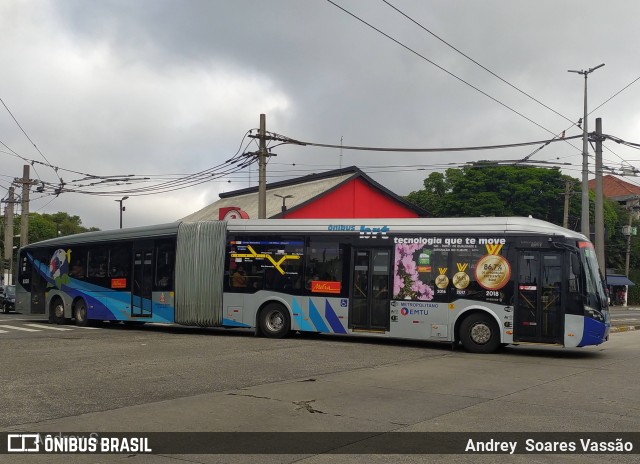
[459,313,500,353]
[259,303,291,339]
[74,299,89,327]
[50,298,66,325]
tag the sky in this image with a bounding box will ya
[2,0,640,231]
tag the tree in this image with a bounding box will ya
[407,165,573,222]
[3,212,99,246]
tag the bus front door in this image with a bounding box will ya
[514,250,563,343]
[132,243,153,317]
[351,248,391,332]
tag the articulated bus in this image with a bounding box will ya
[16,217,610,353]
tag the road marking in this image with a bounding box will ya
[0,329,8,333]
[0,324,40,332]
[24,323,73,331]
[73,326,101,330]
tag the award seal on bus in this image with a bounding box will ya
[453,263,469,289]
[475,244,511,290]
[435,267,449,289]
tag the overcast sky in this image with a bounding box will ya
[2,0,640,230]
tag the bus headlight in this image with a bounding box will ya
[585,307,604,322]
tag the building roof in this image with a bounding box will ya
[181,166,427,221]
[588,175,640,201]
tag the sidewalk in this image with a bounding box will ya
[609,304,640,333]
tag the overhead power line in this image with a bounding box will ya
[325,0,579,144]
[0,96,63,184]
[275,132,582,152]
[381,0,575,126]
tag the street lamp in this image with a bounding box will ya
[568,63,604,237]
[115,196,129,229]
[274,194,293,218]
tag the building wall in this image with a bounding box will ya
[283,178,420,219]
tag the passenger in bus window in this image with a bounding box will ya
[110,266,124,277]
[231,266,248,287]
[158,275,170,287]
[70,261,85,278]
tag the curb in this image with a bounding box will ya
[610,325,639,333]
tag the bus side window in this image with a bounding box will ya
[154,239,175,290]
[305,240,346,296]
[569,252,581,294]
[88,247,108,278]
[69,248,87,279]
[109,245,131,278]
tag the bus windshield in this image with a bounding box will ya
[579,242,607,312]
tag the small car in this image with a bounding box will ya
[2,285,15,313]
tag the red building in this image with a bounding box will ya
[182,166,427,221]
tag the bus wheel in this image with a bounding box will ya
[460,313,500,353]
[51,299,66,325]
[74,300,89,327]
[259,303,291,339]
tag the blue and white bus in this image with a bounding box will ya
[16,217,609,353]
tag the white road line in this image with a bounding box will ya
[73,326,101,330]
[0,329,8,333]
[0,324,40,332]
[24,323,73,331]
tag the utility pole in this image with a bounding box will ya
[562,180,574,229]
[17,165,38,248]
[568,63,604,238]
[258,114,267,219]
[3,187,15,285]
[594,118,605,272]
[623,205,637,307]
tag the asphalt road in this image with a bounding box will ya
[1,312,639,463]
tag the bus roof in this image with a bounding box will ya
[20,216,586,251]
[225,217,586,239]
[20,222,180,250]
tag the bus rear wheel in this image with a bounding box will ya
[74,299,89,327]
[259,303,291,339]
[50,299,66,325]
[459,313,500,353]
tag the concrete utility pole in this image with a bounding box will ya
[18,165,36,248]
[568,63,604,238]
[562,180,574,229]
[3,187,15,284]
[594,118,605,272]
[258,114,267,219]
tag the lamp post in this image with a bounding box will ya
[274,194,293,218]
[568,63,604,237]
[115,196,129,229]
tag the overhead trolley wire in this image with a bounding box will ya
[281,132,582,152]
[326,0,580,145]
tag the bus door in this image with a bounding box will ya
[132,242,153,317]
[514,250,563,343]
[351,248,391,332]
[29,259,47,316]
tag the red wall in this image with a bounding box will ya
[284,178,420,219]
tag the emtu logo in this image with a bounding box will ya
[8,434,40,452]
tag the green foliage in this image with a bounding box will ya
[406,165,570,222]
[2,211,99,246]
